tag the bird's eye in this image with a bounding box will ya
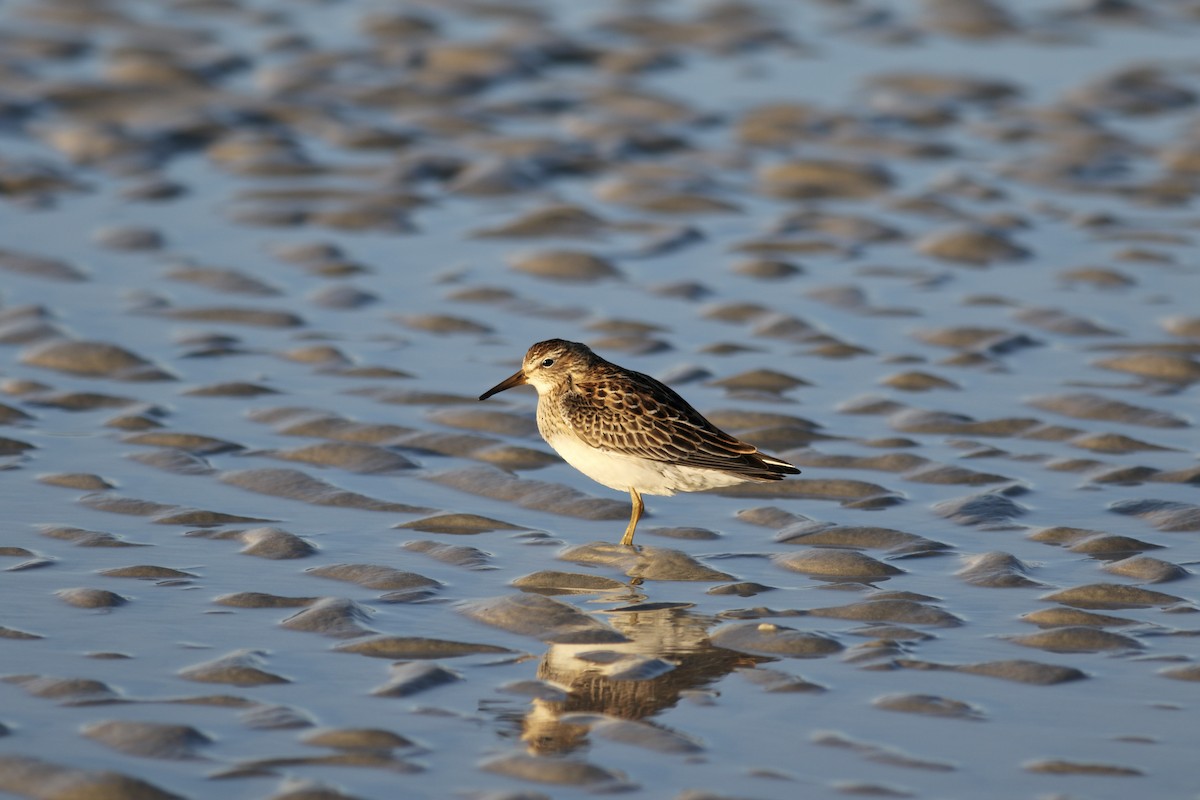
[541,358,555,368]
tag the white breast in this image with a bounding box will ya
[544,432,752,497]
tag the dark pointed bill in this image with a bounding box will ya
[479,369,528,401]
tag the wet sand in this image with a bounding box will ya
[1,1,1199,798]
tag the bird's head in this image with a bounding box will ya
[479,339,596,400]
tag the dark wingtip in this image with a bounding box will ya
[762,466,800,480]
[761,455,800,476]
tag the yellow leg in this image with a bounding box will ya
[620,487,643,547]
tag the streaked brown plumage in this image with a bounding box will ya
[479,339,800,545]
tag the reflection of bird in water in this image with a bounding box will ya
[479,339,800,546]
[520,605,766,756]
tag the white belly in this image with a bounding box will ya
[544,433,751,496]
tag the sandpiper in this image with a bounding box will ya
[479,339,800,546]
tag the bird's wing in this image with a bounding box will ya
[562,369,794,477]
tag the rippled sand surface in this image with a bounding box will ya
[2,1,1199,798]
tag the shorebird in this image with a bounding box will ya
[478,339,800,545]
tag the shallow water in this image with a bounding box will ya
[2,0,1200,798]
